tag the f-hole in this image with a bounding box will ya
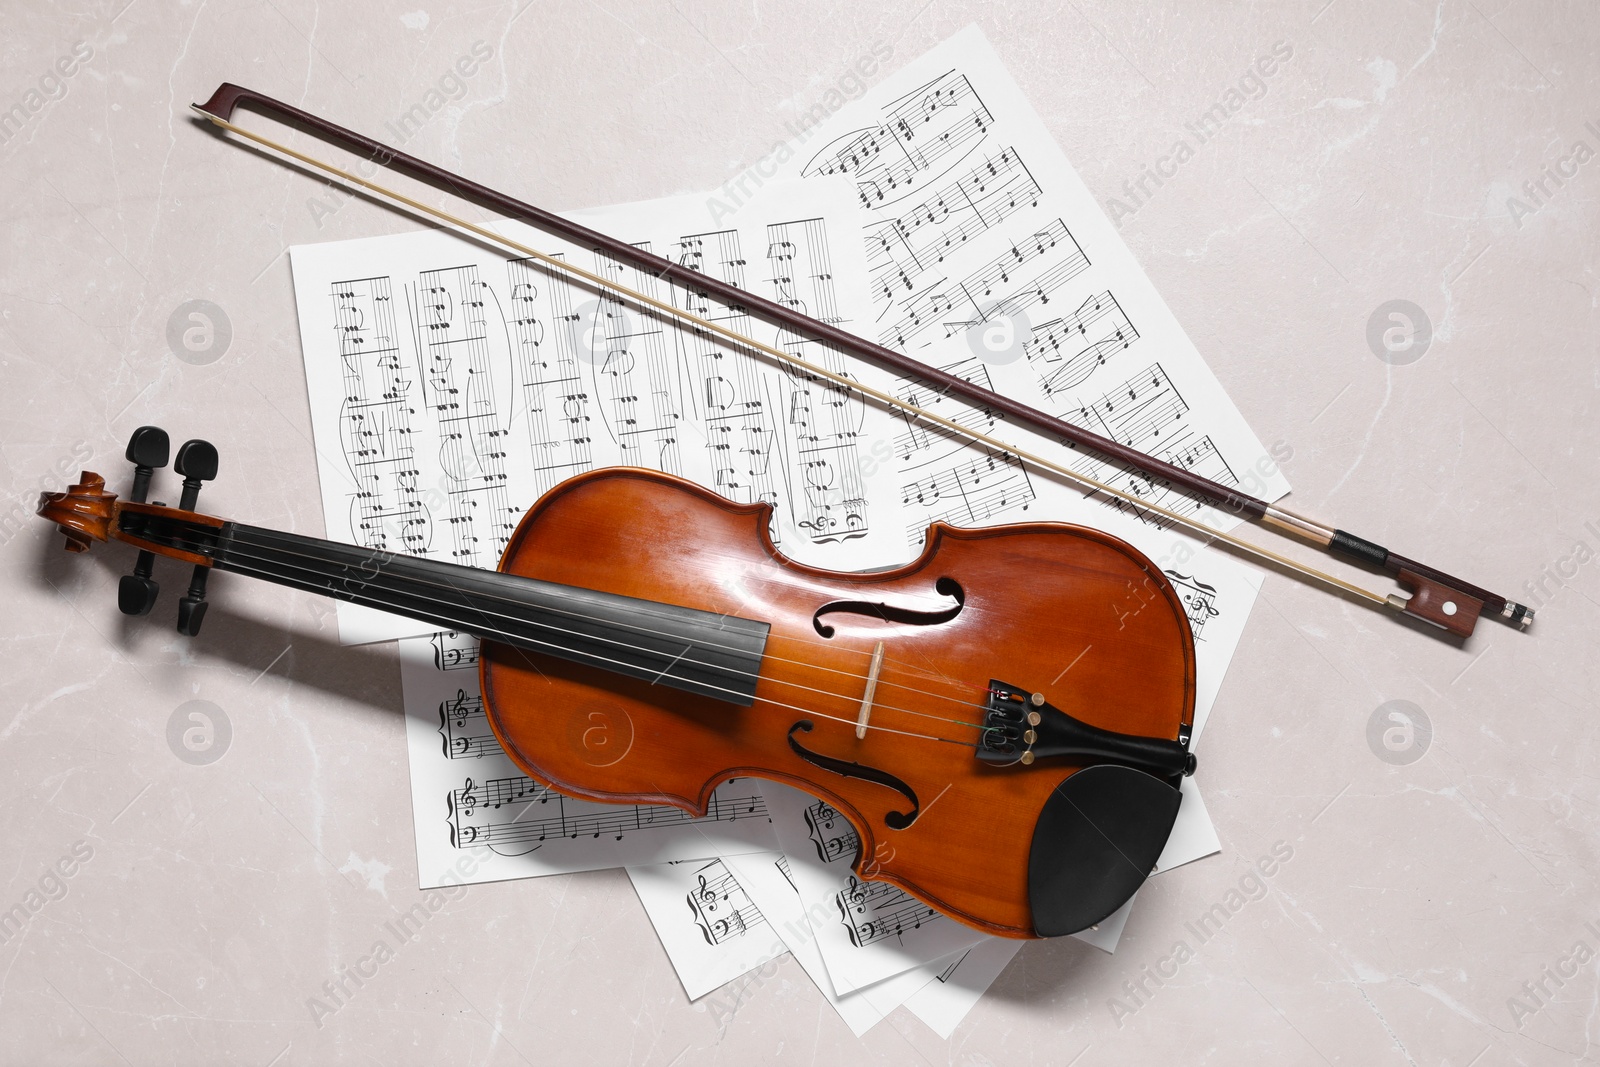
[812,577,964,638]
[787,721,921,829]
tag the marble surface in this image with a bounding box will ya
[3,1,1597,1063]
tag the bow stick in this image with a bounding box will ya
[190,82,1532,640]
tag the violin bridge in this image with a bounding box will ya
[855,641,886,740]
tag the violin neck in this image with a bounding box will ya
[123,509,768,705]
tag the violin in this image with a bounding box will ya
[39,447,1197,939]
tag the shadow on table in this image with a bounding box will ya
[29,523,401,719]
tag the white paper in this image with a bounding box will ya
[627,858,787,1001]
[398,632,778,886]
[290,180,908,644]
[1156,775,1221,873]
[902,937,1024,1039]
[720,851,946,1036]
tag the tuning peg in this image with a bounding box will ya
[174,439,218,510]
[124,425,169,502]
[117,426,170,617]
[173,439,219,636]
[176,569,210,637]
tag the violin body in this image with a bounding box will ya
[481,468,1196,938]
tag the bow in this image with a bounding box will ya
[188,82,1532,641]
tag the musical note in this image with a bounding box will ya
[765,217,875,547]
[1028,291,1141,397]
[446,772,770,857]
[582,248,690,481]
[507,254,601,496]
[879,219,1087,352]
[430,630,479,671]
[801,72,994,206]
[407,265,519,566]
[1065,363,1188,450]
[1164,570,1222,641]
[331,276,431,554]
[888,356,1036,548]
[437,689,494,759]
[865,148,1044,304]
[669,225,787,534]
[835,874,941,948]
[685,859,766,946]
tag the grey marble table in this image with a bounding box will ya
[3,1,1595,1063]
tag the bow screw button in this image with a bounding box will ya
[117,426,169,617]
[173,439,219,637]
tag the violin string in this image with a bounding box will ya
[191,529,995,735]
[760,630,997,708]
[192,105,1395,612]
[223,535,994,732]
[204,524,992,726]
[215,523,993,714]
[218,545,980,747]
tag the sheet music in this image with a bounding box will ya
[778,24,1291,556]
[759,781,985,994]
[902,936,1024,1040]
[291,180,907,644]
[719,851,954,1036]
[398,632,778,887]
[626,858,786,1001]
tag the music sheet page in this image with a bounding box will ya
[289,180,908,645]
[719,851,969,1036]
[769,23,1291,550]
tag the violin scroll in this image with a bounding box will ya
[37,471,117,552]
[35,430,230,615]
